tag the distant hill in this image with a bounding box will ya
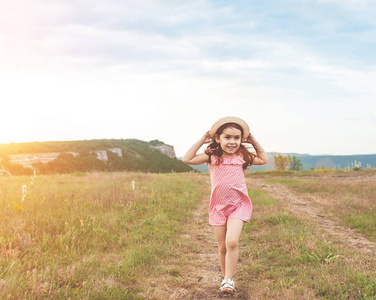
[287,153,376,170]
[0,139,194,175]
[181,152,376,172]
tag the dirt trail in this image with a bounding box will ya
[162,175,376,299]
[173,177,251,300]
[248,178,376,258]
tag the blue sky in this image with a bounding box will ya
[1,0,375,156]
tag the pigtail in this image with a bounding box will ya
[239,145,255,170]
[205,141,223,165]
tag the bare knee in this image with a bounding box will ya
[226,238,239,250]
[218,242,227,255]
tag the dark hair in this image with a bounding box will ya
[205,122,254,170]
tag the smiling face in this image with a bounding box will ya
[215,127,242,157]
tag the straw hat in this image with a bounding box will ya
[209,116,250,142]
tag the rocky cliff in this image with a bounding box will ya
[150,144,176,158]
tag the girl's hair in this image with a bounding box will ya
[205,122,255,170]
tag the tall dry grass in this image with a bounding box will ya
[2,171,376,299]
[266,177,376,241]
[0,172,206,299]
[238,187,376,299]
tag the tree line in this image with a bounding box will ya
[271,153,303,171]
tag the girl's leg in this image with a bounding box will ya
[224,218,243,280]
[213,225,227,277]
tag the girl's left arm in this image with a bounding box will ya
[245,133,269,165]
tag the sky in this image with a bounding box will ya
[1,0,376,157]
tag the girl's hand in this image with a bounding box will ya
[245,133,257,144]
[200,131,212,144]
[244,132,268,165]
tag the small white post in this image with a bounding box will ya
[22,185,27,202]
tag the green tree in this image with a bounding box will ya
[272,153,291,171]
[289,155,302,171]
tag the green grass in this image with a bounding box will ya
[0,172,206,299]
[343,211,376,238]
[2,172,376,299]
[248,188,277,207]
[240,187,376,299]
[264,177,376,241]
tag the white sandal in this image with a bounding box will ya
[220,279,236,294]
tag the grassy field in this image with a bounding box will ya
[1,170,376,299]
[240,186,376,299]
[0,172,207,299]
[264,175,376,242]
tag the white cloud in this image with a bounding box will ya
[1,0,376,156]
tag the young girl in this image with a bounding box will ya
[183,116,268,294]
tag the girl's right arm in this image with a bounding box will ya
[182,132,210,165]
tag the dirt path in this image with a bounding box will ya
[149,175,376,299]
[248,178,376,258]
[151,174,376,299]
[173,177,251,300]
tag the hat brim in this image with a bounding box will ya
[209,116,250,142]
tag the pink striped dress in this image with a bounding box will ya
[208,155,252,226]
